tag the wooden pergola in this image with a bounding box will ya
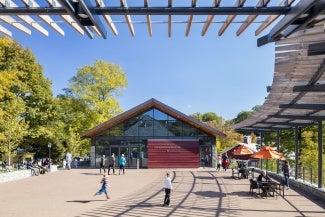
[234,15,325,188]
[0,0,323,44]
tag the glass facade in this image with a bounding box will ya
[92,108,216,168]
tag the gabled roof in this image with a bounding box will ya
[81,98,225,138]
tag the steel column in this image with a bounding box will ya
[318,121,323,188]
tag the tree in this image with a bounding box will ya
[0,96,28,165]
[0,37,54,158]
[68,60,127,124]
[233,110,254,124]
[202,112,223,125]
[52,95,96,157]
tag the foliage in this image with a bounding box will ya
[0,37,53,158]
[68,60,127,125]
[54,60,128,157]
[218,122,243,152]
[0,37,54,160]
[52,96,96,157]
[0,97,28,165]
[233,110,254,124]
[202,112,223,125]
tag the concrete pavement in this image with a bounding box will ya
[0,168,324,217]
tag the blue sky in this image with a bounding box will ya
[9,1,280,120]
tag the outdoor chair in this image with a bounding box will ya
[249,178,259,194]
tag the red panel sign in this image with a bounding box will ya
[147,139,199,168]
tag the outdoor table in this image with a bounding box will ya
[258,181,279,198]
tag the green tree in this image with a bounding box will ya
[68,60,127,124]
[202,112,223,125]
[233,110,255,124]
[52,95,96,158]
[0,37,54,159]
[0,96,28,165]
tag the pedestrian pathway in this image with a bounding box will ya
[0,168,324,217]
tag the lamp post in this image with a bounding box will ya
[48,143,52,160]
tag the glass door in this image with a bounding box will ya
[129,147,139,168]
[110,146,119,166]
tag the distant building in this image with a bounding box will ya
[81,98,225,168]
[243,135,252,144]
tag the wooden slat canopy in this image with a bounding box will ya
[234,21,325,132]
[1,0,322,40]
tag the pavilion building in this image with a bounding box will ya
[81,98,225,169]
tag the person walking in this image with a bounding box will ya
[66,152,72,170]
[100,155,106,174]
[108,153,115,175]
[94,174,111,201]
[282,161,290,189]
[216,155,221,171]
[119,154,126,175]
[162,172,173,207]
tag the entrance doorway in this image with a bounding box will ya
[110,145,139,168]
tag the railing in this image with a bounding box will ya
[292,166,325,188]
[250,160,325,189]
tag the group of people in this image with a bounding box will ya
[26,159,48,176]
[99,153,126,175]
[216,154,229,171]
[62,152,79,170]
[95,153,172,206]
[94,169,173,207]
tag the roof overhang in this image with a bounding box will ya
[81,98,226,138]
[234,19,325,133]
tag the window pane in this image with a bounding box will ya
[110,124,124,136]
[124,116,139,136]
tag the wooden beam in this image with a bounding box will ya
[201,0,221,36]
[269,114,325,120]
[185,0,196,36]
[120,0,135,36]
[0,23,12,36]
[47,0,84,35]
[279,104,325,109]
[144,0,152,36]
[21,0,64,36]
[0,15,31,35]
[95,0,118,36]
[255,0,295,36]
[218,0,246,36]
[0,0,48,36]
[237,0,270,36]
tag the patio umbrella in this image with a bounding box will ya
[229,145,254,160]
[250,146,285,160]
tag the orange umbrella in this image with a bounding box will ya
[229,145,255,160]
[231,145,254,155]
[250,146,285,160]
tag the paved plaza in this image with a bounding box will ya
[0,168,324,217]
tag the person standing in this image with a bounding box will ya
[108,153,115,175]
[216,155,221,171]
[66,152,72,170]
[94,174,111,201]
[62,158,67,170]
[163,172,173,207]
[119,154,126,175]
[282,161,290,189]
[100,155,106,174]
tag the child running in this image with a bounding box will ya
[94,174,111,201]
